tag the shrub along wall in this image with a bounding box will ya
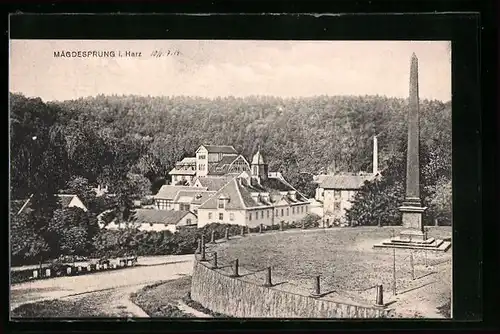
[190,260,387,319]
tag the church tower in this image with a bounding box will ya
[251,147,268,182]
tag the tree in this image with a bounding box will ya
[10,211,48,266]
[127,172,152,198]
[62,176,99,212]
[428,177,452,225]
[345,140,452,227]
[48,207,99,258]
[345,144,406,227]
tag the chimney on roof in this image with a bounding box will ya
[373,136,379,175]
[288,190,297,201]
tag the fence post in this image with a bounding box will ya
[201,235,207,261]
[247,226,250,235]
[210,230,216,244]
[196,238,201,254]
[230,259,240,277]
[410,251,415,280]
[263,267,273,287]
[212,252,218,269]
[435,218,439,227]
[279,221,283,231]
[376,285,384,306]
[225,227,229,240]
[311,275,321,297]
[392,248,397,295]
[259,224,263,234]
[240,225,245,237]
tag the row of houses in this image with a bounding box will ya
[12,139,380,233]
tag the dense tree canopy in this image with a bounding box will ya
[9,92,452,263]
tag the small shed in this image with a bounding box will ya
[133,209,197,233]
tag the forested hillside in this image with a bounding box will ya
[10,93,451,199]
[9,93,451,265]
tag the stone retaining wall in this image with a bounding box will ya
[190,260,387,318]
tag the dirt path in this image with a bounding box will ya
[10,254,195,315]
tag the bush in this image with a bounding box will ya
[91,223,247,259]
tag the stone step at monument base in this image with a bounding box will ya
[373,239,451,252]
[388,237,441,248]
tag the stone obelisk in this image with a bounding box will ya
[398,53,427,240]
[373,53,450,251]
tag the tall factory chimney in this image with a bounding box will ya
[373,136,378,175]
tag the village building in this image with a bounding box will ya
[152,185,210,211]
[197,149,310,228]
[167,145,251,185]
[168,157,197,185]
[101,209,197,233]
[313,136,379,226]
[12,193,89,215]
[314,173,374,225]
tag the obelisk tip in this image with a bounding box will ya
[411,52,418,60]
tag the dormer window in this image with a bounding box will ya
[218,194,229,209]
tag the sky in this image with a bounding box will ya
[9,40,451,102]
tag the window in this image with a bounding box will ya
[199,155,206,159]
[301,206,304,213]
[276,209,279,217]
[253,166,258,175]
[249,213,252,221]
[334,202,341,211]
[334,190,341,199]
[208,212,213,219]
[281,208,284,216]
[186,219,192,225]
[306,206,308,212]
[180,204,190,211]
[219,213,224,220]
[261,211,264,219]
[255,212,258,220]
[156,199,167,210]
[230,213,235,221]
[292,207,295,214]
[267,210,270,218]
[198,164,206,171]
[286,208,289,216]
[218,200,224,209]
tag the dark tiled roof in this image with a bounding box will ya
[12,194,85,215]
[168,168,197,176]
[193,175,236,191]
[199,179,246,210]
[58,194,75,207]
[133,209,193,225]
[207,155,250,176]
[200,145,238,154]
[318,174,374,190]
[199,176,308,210]
[172,190,216,205]
[178,157,196,164]
[154,185,206,199]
